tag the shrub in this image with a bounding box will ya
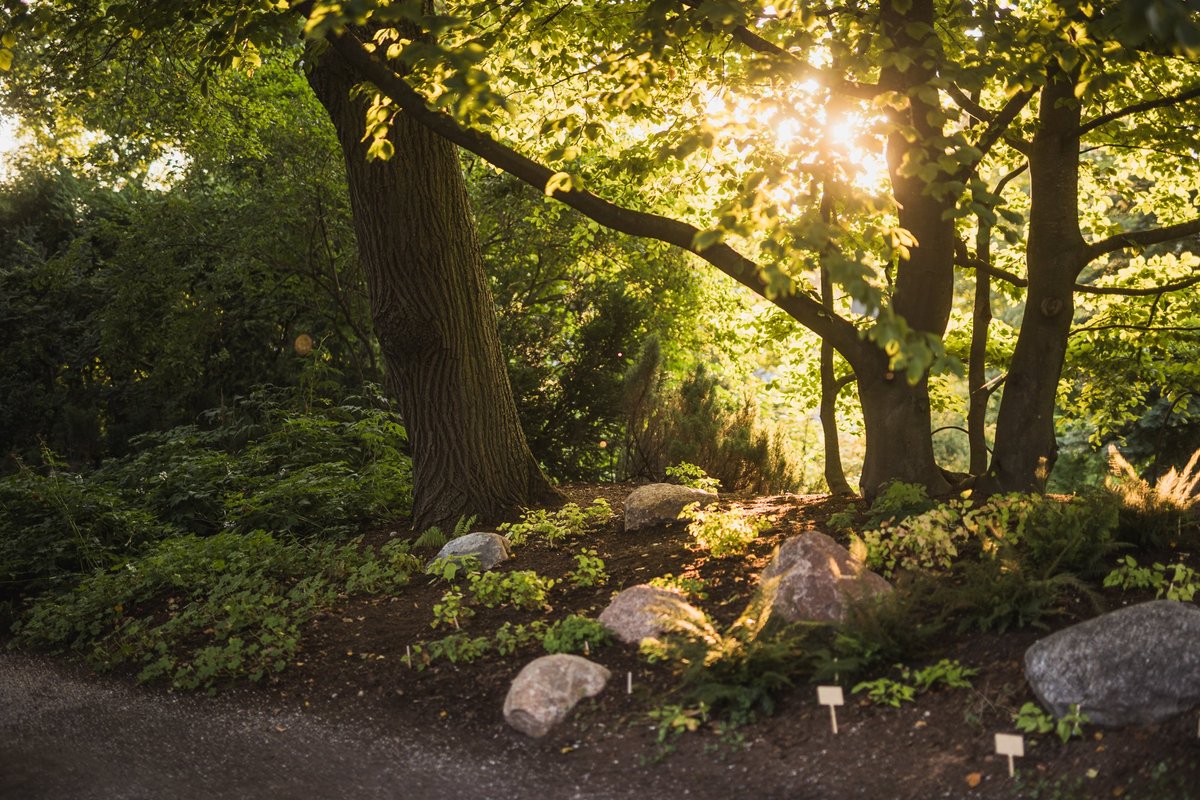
[683,503,772,558]
[499,499,612,546]
[665,462,721,493]
[644,592,810,722]
[467,569,556,610]
[1107,445,1200,549]
[541,615,610,654]
[568,549,609,588]
[12,530,418,690]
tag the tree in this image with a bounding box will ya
[2,2,561,527]
[301,0,1200,496]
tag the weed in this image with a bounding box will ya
[852,659,977,706]
[431,589,475,629]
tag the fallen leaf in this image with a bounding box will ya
[966,772,982,788]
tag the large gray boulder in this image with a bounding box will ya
[598,584,702,644]
[624,483,717,532]
[759,532,892,624]
[1024,600,1200,726]
[428,532,512,571]
[503,654,611,738]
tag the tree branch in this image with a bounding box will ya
[946,84,993,123]
[1084,215,1200,263]
[955,246,1200,297]
[677,0,878,99]
[322,25,868,359]
[959,88,1036,178]
[1078,84,1200,137]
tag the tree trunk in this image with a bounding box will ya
[983,70,1085,493]
[307,46,561,530]
[967,223,994,475]
[851,0,955,500]
[857,354,951,497]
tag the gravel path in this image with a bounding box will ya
[0,652,609,800]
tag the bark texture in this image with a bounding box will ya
[307,45,560,529]
[984,71,1085,493]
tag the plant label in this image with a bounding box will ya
[627,671,633,695]
[995,733,1024,777]
[817,685,844,734]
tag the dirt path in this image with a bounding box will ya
[0,652,638,800]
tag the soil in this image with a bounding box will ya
[7,485,1200,799]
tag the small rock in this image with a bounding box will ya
[1024,600,1200,726]
[598,584,703,644]
[503,654,610,738]
[759,531,892,623]
[624,483,717,532]
[428,532,512,571]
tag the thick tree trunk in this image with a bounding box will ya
[983,71,1085,493]
[851,0,955,500]
[307,47,561,530]
[857,351,950,498]
[819,336,853,496]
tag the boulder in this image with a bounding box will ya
[503,654,611,737]
[598,584,703,644]
[759,531,892,623]
[428,532,512,571]
[624,483,718,532]
[1024,600,1200,726]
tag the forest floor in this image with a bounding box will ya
[6,485,1200,799]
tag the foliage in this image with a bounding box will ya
[863,481,937,528]
[665,462,721,493]
[621,341,799,495]
[936,558,1096,634]
[647,703,708,745]
[424,554,481,583]
[412,515,477,552]
[1107,445,1200,549]
[1,387,413,608]
[498,499,612,546]
[540,614,610,655]
[649,573,709,600]
[1014,702,1090,744]
[682,503,772,558]
[852,659,977,707]
[1103,556,1200,602]
[12,530,418,690]
[567,549,608,588]
[855,501,971,575]
[644,591,810,723]
[466,569,556,610]
[430,589,474,630]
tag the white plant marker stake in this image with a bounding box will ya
[627,671,633,695]
[405,645,412,668]
[995,733,1025,777]
[817,686,845,734]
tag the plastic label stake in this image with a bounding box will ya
[995,733,1025,777]
[817,686,845,734]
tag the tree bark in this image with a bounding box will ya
[983,70,1085,493]
[819,265,853,496]
[307,45,561,530]
[968,222,994,475]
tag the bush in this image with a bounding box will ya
[684,503,772,558]
[1,386,414,607]
[1107,445,1200,550]
[12,530,418,690]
